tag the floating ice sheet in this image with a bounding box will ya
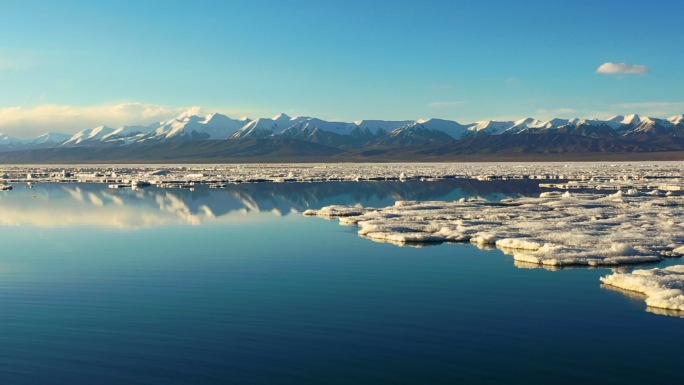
[304,192,684,267]
[601,265,684,311]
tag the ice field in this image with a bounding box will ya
[3,161,684,185]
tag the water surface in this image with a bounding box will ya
[0,181,682,384]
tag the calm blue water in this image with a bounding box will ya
[0,181,682,385]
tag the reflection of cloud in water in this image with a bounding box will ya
[0,185,216,228]
[0,201,172,228]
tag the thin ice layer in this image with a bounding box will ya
[601,265,684,310]
[304,192,684,267]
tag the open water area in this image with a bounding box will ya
[0,179,682,384]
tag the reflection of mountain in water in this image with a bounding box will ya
[0,180,544,228]
[206,179,545,215]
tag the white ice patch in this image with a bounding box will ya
[601,265,684,311]
[471,233,498,245]
[496,238,543,250]
[302,205,371,218]
[304,191,684,267]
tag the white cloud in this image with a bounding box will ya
[597,62,649,75]
[0,103,206,138]
[427,101,466,109]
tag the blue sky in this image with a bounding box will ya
[1,0,683,137]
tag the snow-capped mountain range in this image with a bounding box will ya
[1,112,684,152]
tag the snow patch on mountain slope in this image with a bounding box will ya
[668,114,684,125]
[469,120,515,135]
[64,126,117,145]
[31,132,72,144]
[354,120,412,135]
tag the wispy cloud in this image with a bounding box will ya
[427,101,466,109]
[0,103,206,138]
[596,62,649,75]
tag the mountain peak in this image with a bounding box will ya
[513,117,543,128]
[174,107,204,121]
[668,114,684,125]
[622,114,640,125]
[273,113,292,121]
[202,112,230,124]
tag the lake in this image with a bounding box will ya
[0,180,682,384]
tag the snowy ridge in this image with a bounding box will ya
[31,132,73,144]
[63,126,117,145]
[469,120,515,135]
[153,113,248,141]
[504,117,545,134]
[231,116,298,139]
[354,120,412,135]
[391,118,473,140]
[101,124,158,144]
[2,112,684,152]
[283,118,357,136]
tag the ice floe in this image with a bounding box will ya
[601,265,684,311]
[304,191,684,267]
